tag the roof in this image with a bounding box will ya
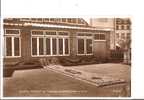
[4,22,112,31]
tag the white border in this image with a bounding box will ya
[2,0,144,99]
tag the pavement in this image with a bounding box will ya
[44,63,130,87]
[3,63,131,97]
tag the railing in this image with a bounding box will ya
[110,50,124,62]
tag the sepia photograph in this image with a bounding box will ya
[3,18,131,97]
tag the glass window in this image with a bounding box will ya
[100,34,105,40]
[46,31,56,35]
[46,38,51,55]
[67,18,72,23]
[50,18,55,22]
[44,18,50,22]
[37,18,43,22]
[58,32,68,35]
[62,18,67,22]
[32,31,43,35]
[116,33,119,39]
[121,33,125,39]
[5,30,19,34]
[78,19,85,24]
[86,39,92,54]
[39,38,44,55]
[116,25,119,30]
[6,37,12,56]
[121,25,124,30]
[94,34,100,40]
[59,38,63,55]
[31,18,37,22]
[78,39,84,54]
[14,37,20,56]
[71,18,76,23]
[65,39,69,54]
[127,25,130,30]
[32,38,37,55]
[94,34,105,40]
[52,38,57,55]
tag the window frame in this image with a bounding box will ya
[4,29,21,58]
[94,32,106,41]
[31,30,70,57]
[76,32,93,55]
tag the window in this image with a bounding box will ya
[62,18,67,22]
[43,18,50,22]
[32,30,43,35]
[32,38,37,55]
[4,29,20,57]
[46,38,51,55]
[116,33,119,39]
[121,33,125,39]
[65,39,69,54]
[52,38,57,55]
[77,19,85,24]
[78,39,85,54]
[20,18,31,21]
[50,18,55,22]
[116,25,119,30]
[31,30,69,56]
[121,25,124,30]
[6,37,12,56]
[59,38,63,54]
[94,34,105,40]
[127,33,130,39]
[86,39,92,54]
[46,31,56,35]
[39,38,44,55]
[127,25,130,30]
[77,33,93,55]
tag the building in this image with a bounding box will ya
[90,18,131,50]
[3,18,112,69]
[115,18,131,50]
[90,18,131,64]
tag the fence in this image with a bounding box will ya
[110,50,124,63]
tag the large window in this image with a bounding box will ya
[77,33,93,55]
[4,29,20,57]
[31,30,69,56]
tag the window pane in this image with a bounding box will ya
[65,39,69,54]
[86,39,92,54]
[32,31,43,35]
[62,18,66,22]
[46,31,56,35]
[100,34,105,40]
[6,37,12,56]
[78,39,84,54]
[39,38,44,55]
[6,30,19,34]
[59,38,63,55]
[46,38,51,55]
[58,32,68,35]
[14,37,19,56]
[32,38,37,55]
[94,34,100,40]
[52,38,57,55]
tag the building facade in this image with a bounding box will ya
[90,18,131,50]
[3,18,112,67]
[115,18,131,50]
